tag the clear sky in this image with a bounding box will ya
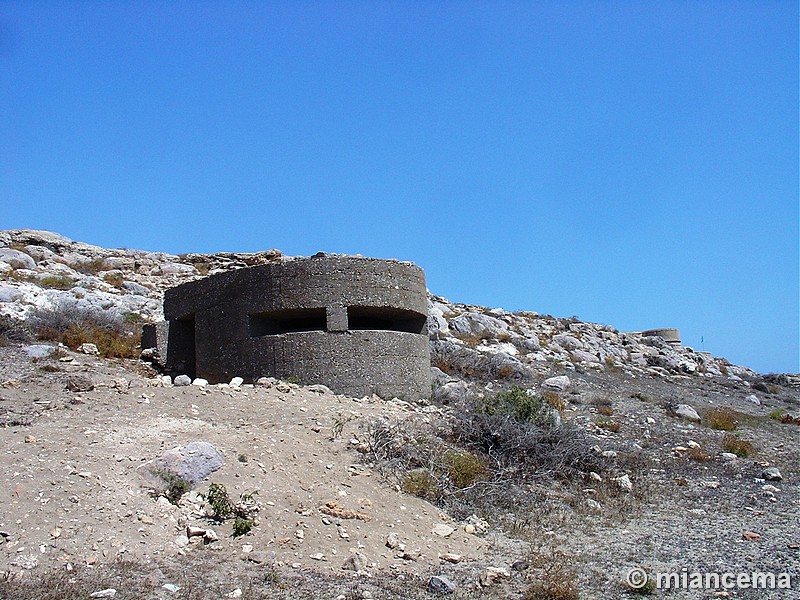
[1,1,797,374]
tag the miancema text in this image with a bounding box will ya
[658,570,793,590]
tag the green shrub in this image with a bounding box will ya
[38,275,76,290]
[232,517,254,537]
[205,482,234,520]
[148,468,190,505]
[768,409,785,421]
[443,450,486,488]
[482,385,553,424]
[401,469,441,501]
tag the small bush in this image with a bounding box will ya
[148,468,190,505]
[401,469,441,501]
[443,450,486,488]
[102,272,124,288]
[524,549,580,600]
[29,302,140,358]
[722,434,755,458]
[701,408,738,431]
[232,517,254,537]
[543,390,566,411]
[594,417,620,433]
[205,482,235,520]
[38,275,75,290]
[686,446,712,462]
[482,385,552,424]
[596,405,614,416]
[768,409,785,421]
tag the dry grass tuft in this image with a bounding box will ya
[701,408,739,431]
[721,434,755,458]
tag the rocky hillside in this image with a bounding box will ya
[0,229,777,383]
[1,230,798,600]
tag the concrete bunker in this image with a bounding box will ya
[144,255,431,400]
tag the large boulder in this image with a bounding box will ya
[449,312,509,341]
[137,441,225,492]
[0,248,36,270]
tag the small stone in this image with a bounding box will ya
[90,590,117,599]
[439,553,462,563]
[162,584,181,593]
[646,417,656,425]
[385,532,401,549]
[721,453,738,461]
[186,526,206,538]
[432,524,455,537]
[613,474,633,493]
[24,435,35,444]
[541,375,571,392]
[66,374,94,393]
[511,560,530,572]
[191,378,208,387]
[50,527,61,539]
[309,553,326,561]
[203,529,218,543]
[427,575,456,594]
[762,467,782,482]
[589,472,602,482]
[464,524,476,535]
[246,551,268,564]
[173,375,191,386]
[762,484,780,493]
[686,440,700,449]
[479,567,510,587]
[78,343,100,355]
[674,404,701,422]
[742,531,762,542]
[225,589,242,599]
[585,499,602,512]
[746,394,761,405]
[341,552,368,572]
[229,377,244,388]
[174,535,190,548]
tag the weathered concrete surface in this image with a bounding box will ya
[146,256,431,400]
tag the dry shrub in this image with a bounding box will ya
[29,302,140,358]
[780,414,800,425]
[596,404,613,416]
[102,271,124,288]
[594,417,620,433]
[38,275,75,290]
[74,257,107,274]
[0,314,31,346]
[524,548,581,600]
[722,434,755,458]
[701,408,738,431]
[543,390,565,411]
[454,387,609,480]
[686,446,713,462]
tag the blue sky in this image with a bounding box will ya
[1,1,797,374]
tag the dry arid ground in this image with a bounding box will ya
[0,344,798,600]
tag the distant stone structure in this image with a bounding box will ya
[641,328,681,345]
[142,256,431,400]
